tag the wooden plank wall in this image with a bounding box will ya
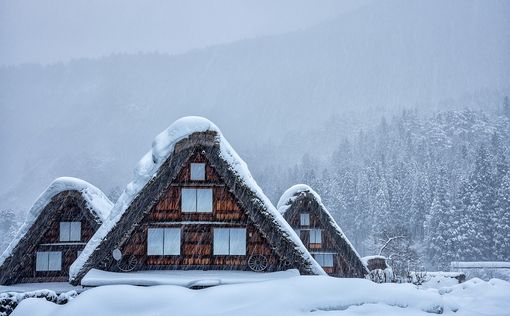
[285,205,350,277]
[17,196,98,283]
[111,153,282,272]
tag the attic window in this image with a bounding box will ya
[36,251,62,271]
[181,188,213,212]
[60,222,81,242]
[300,213,310,226]
[190,163,206,180]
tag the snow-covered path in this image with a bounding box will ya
[11,276,510,316]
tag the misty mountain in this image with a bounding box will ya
[1,0,509,214]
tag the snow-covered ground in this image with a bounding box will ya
[10,276,510,316]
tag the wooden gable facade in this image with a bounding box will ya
[0,190,105,285]
[71,130,323,284]
[106,152,281,272]
[279,186,368,278]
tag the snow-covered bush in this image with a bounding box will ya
[0,290,76,316]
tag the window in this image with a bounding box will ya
[190,163,206,180]
[310,229,322,244]
[77,250,82,257]
[181,188,213,212]
[300,213,310,226]
[313,253,334,268]
[294,228,300,237]
[36,251,62,271]
[147,228,181,255]
[59,222,81,241]
[213,228,246,255]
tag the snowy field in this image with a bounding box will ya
[10,276,510,316]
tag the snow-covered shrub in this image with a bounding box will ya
[0,290,77,316]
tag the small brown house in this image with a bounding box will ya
[0,177,112,285]
[70,117,324,285]
[277,184,368,278]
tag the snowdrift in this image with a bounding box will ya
[11,276,510,316]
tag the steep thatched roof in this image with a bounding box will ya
[278,184,369,277]
[0,177,113,284]
[70,117,325,284]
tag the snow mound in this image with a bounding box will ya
[81,269,300,287]
[12,276,510,316]
[0,177,113,267]
[70,117,324,281]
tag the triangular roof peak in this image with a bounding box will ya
[277,184,320,215]
[277,184,369,277]
[70,117,325,282]
[0,177,113,270]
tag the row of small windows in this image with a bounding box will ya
[181,188,213,212]
[36,250,82,271]
[294,228,322,244]
[147,227,247,256]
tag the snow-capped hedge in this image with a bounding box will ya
[0,290,77,316]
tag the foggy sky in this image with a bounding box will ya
[0,0,370,66]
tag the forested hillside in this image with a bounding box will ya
[256,102,510,272]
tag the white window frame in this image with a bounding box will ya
[59,221,81,242]
[213,228,246,255]
[181,188,213,213]
[190,163,206,181]
[147,227,181,255]
[300,213,310,226]
[36,251,62,271]
[313,253,334,268]
[310,229,322,244]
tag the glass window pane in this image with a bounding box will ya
[36,252,49,271]
[147,228,164,255]
[190,163,206,180]
[310,229,322,243]
[59,222,70,241]
[196,189,213,213]
[324,254,334,267]
[213,228,230,255]
[48,252,62,271]
[181,188,197,212]
[164,228,181,255]
[70,222,81,241]
[300,213,310,226]
[229,228,246,255]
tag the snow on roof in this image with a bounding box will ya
[361,255,387,266]
[0,177,113,266]
[277,184,366,269]
[70,117,325,280]
[81,269,300,288]
[277,184,323,215]
[451,261,510,269]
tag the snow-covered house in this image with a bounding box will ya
[69,117,324,285]
[277,184,368,277]
[0,178,113,285]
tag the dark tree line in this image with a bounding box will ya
[260,102,510,272]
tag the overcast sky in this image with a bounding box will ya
[0,0,370,66]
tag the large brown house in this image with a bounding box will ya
[277,184,368,278]
[0,178,112,285]
[70,117,324,285]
